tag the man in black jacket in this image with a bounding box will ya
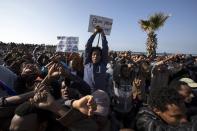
[169,79,197,120]
[136,86,197,131]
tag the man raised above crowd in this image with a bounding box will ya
[83,26,109,93]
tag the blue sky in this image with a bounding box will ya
[0,0,197,54]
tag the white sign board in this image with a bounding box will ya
[56,36,79,53]
[56,36,67,52]
[66,37,79,53]
[57,36,66,40]
[88,15,113,35]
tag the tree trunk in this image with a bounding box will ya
[146,32,157,58]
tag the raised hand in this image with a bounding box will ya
[49,54,62,63]
[94,26,103,33]
[30,89,55,110]
[132,78,142,100]
[47,63,66,80]
[72,95,97,116]
[133,78,142,88]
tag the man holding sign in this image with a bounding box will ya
[84,26,109,93]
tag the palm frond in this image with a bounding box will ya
[149,12,170,31]
[138,20,151,32]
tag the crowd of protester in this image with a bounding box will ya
[1,27,197,131]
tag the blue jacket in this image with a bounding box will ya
[83,33,109,93]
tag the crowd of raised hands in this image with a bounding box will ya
[1,34,197,131]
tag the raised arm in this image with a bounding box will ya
[0,91,35,107]
[32,90,97,126]
[32,46,40,64]
[84,32,97,64]
[101,31,109,65]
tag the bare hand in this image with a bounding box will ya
[133,78,142,87]
[30,90,55,110]
[94,26,103,33]
[72,95,97,116]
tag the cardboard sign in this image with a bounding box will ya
[56,36,79,53]
[66,37,79,53]
[56,37,67,52]
[57,36,66,40]
[88,15,113,35]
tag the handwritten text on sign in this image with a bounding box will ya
[88,15,113,35]
[56,36,79,52]
[66,37,79,52]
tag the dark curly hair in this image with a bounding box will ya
[91,46,102,56]
[149,86,183,112]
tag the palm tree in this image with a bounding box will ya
[139,12,170,58]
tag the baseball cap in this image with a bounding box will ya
[91,90,110,116]
[179,78,197,88]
